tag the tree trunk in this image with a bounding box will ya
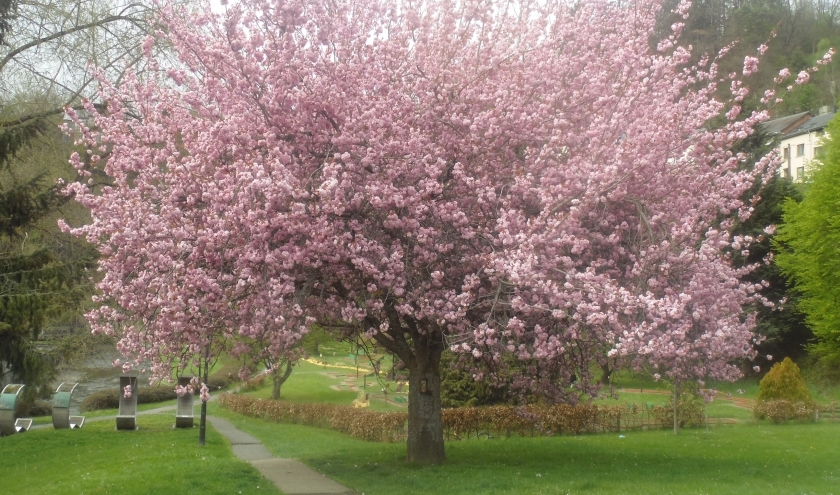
[405,347,445,465]
[199,399,207,445]
[270,360,294,400]
[672,382,680,436]
[199,361,209,446]
[600,362,612,385]
[366,309,446,464]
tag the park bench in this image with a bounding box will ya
[0,384,31,435]
[175,376,194,428]
[116,376,138,430]
[52,382,85,429]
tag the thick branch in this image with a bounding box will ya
[0,10,146,74]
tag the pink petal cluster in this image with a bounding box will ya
[64,0,792,403]
[796,70,810,85]
[123,385,132,399]
[742,56,759,76]
[199,383,210,402]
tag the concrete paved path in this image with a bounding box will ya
[207,416,358,495]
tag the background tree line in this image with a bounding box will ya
[661,0,840,114]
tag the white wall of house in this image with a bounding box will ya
[777,130,827,180]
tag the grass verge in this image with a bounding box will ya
[0,413,281,495]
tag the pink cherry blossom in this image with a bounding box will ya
[796,71,810,84]
[199,383,210,402]
[62,0,826,463]
[743,56,759,76]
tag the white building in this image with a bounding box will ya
[762,110,835,181]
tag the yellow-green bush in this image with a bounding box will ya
[754,357,815,422]
[757,358,813,402]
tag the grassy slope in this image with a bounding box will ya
[243,360,406,411]
[0,414,281,495]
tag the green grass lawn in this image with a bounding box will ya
[6,371,840,495]
[0,413,281,495]
[210,401,840,495]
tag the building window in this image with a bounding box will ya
[815,146,826,159]
[783,168,790,179]
[797,143,805,156]
[783,147,790,160]
[797,166,805,179]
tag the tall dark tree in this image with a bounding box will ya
[0,119,97,394]
[736,176,812,365]
[729,127,812,370]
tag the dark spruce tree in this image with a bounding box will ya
[0,115,97,397]
[729,125,812,371]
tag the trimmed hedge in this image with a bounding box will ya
[218,394,691,442]
[220,393,407,441]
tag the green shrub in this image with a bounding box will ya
[81,385,177,412]
[754,357,815,422]
[18,399,53,417]
[754,399,816,423]
[80,390,119,411]
[207,374,234,391]
[240,373,268,392]
[650,382,707,429]
[440,351,508,408]
[757,358,813,402]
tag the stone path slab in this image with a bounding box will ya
[207,416,358,495]
[232,443,275,461]
[250,458,356,495]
